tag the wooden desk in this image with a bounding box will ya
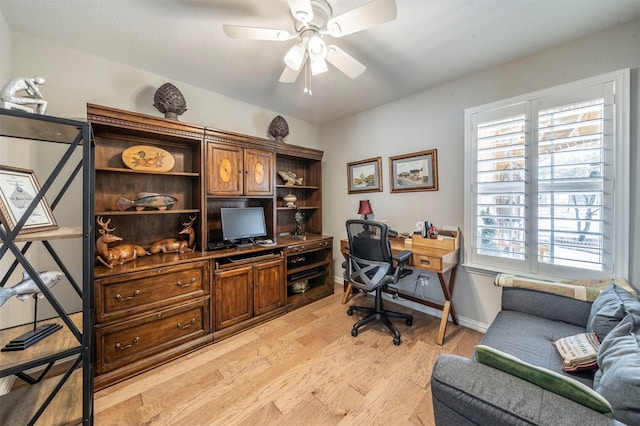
[340,233,460,345]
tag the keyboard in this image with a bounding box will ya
[208,241,236,251]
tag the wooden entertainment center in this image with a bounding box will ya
[88,104,333,389]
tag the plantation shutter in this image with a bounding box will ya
[465,71,627,280]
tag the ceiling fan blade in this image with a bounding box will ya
[223,24,294,41]
[325,45,366,79]
[287,0,314,23]
[327,1,397,37]
[279,64,303,83]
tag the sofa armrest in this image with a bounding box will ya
[501,287,592,328]
[431,354,621,426]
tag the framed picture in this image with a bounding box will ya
[389,149,439,193]
[347,157,382,194]
[0,165,58,234]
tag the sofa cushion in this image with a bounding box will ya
[594,312,640,425]
[478,309,595,386]
[587,284,640,341]
[475,345,612,414]
[553,333,600,372]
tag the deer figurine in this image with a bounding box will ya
[95,216,149,268]
[147,215,197,254]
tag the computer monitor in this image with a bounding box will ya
[220,207,267,247]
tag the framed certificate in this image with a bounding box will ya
[0,165,57,234]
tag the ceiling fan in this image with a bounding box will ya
[223,0,397,87]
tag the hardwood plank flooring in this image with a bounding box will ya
[94,284,483,425]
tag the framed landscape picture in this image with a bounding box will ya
[0,165,58,234]
[347,157,382,194]
[389,149,438,193]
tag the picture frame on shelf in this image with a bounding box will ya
[389,149,439,193]
[347,157,382,194]
[0,165,58,234]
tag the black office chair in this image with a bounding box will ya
[344,219,413,345]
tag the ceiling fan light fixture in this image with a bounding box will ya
[284,43,306,71]
[310,58,328,75]
[307,34,327,60]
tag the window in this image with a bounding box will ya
[464,70,629,280]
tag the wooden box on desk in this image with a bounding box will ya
[408,230,460,251]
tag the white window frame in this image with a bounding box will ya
[463,69,629,281]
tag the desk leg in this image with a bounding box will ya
[342,282,353,305]
[436,267,458,345]
[437,300,451,345]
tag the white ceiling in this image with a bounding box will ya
[2,0,639,125]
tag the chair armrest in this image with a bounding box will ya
[393,249,412,265]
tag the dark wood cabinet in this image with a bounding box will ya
[89,104,331,388]
[214,255,285,330]
[207,143,274,196]
[275,149,323,236]
[94,257,211,388]
[89,104,205,251]
[283,236,334,310]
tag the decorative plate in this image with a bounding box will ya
[122,145,175,172]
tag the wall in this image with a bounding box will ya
[0,30,321,328]
[323,19,640,331]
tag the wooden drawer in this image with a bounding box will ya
[411,253,442,272]
[95,298,209,374]
[287,238,332,254]
[96,260,209,323]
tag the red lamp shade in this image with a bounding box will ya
[358,200,373,218]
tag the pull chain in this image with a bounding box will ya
[303,60,312,96]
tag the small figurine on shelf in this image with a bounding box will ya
[0,270,65,351]
[147,215,197,254]
[0,76,48,114]
[283,193,297,208]
[0,270,63,307]
[278,170,303,186]
[95,216,149,268]
[116,192,178,211]
[294,208,305,238]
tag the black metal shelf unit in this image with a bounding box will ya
[0,107,94,424]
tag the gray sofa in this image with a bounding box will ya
[431,285,639,426]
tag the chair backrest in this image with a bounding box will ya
[345,220,394,290]
[346,219,392,263]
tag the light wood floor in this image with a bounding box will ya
[94,284,483,425]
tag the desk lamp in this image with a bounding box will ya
[358,200,373,220]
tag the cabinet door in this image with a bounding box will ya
[207,143,243,196]
[254,258,285,316]
[244,148,273,196]
[214,265,253,329]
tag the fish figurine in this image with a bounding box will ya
[278,170,303,186]
[116,192,178,211]
[0,270,64,307]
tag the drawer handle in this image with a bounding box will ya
[420,259,431,266]
[177,318,196,329]
[176,278,197,288]
[115,290,140,301]
[115,336,139,351]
